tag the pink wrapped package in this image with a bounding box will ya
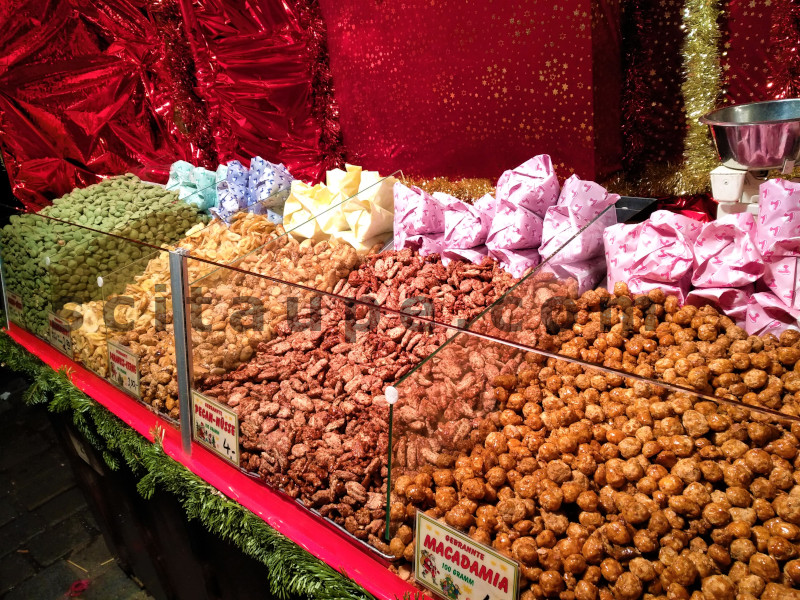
[542,259,606,294]
[393,182,455,255]
[486,156,560,277]
[756,179,800,257]
[604,211,703,303]
[538,176,618,292]
[484,247,541,278]
[443,193,496,249]
[746,291,800,336]
[686,286,753,329]
[442,245,491,266]
[761,256,800,308]
[539,175,619,262]
[757,179,800,309]
[691,212,764,288]
[495,154,560,217]
[486,203,545,277]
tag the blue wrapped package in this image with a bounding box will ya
[212,161,249,222]
[166,160,218,211]
[246,156,293,213]
[249,201,285,224]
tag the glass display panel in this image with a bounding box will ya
[185,244,489,558]
[389,293,800,597]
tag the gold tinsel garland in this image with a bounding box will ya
[404,176,495,203]
[605,0,723,198]
[673,0,723,195]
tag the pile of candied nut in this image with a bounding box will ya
[389,283,800,599]
[59,213,279,378]
[116,231,361,419]
[199,250,519,547]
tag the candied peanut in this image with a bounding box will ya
[731,538,757,562]
[461,478,486,501]
[600,558,623,583]
[750,552,781,580]
[433,469,455,487]
[701,575,735,600]
[445,505,474,529]
[703,502,732,527]
[575,580,598,600]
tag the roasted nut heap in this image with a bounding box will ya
[199,250,516,549]
[393,270,580,474]
[116,229,358,419]
[389,285,800,600]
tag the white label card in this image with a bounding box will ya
[107,341,140,398]
[191,390,239,467]
[415,511,519,600]
[7,292,24,327]
[48,313,74,358]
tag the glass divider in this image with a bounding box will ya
[169,248,194,454]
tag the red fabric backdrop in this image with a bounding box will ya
[318,0,622,183]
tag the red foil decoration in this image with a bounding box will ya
[0,0,340,209]
[0,0,209,210]
[655,193,717,223]
[318,0,622,183]
[178,0,343,182]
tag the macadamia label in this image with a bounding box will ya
[415,511,519,600]
[108,340,140,398]
[192,390,239,467]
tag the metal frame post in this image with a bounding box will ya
[0,249,10,330]
[169,248,193,454]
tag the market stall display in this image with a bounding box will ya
[2,163,800,600]
[192,247,517,548]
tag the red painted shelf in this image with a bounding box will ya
[6,323,420,600]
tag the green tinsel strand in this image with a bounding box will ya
[675,0,722,195]
[0,329,377,600]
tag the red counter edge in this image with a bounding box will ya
[6,324,424,600]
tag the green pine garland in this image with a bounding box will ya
[0,330,376,600]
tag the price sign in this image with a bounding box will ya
[192,390,239,466]
[107,341,140,398]
[7,292,24,327]
[48,313,74,358]
[415,511,519,600]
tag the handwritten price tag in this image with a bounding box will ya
[48,313,74,358]
[107,341,140,398]
[7,292,24,328]
[192,391,239,466]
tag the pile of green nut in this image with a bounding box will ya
[1,174,208,336]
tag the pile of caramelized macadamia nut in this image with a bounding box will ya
[389,283,800,600]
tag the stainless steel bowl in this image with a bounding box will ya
[700,99,800,170]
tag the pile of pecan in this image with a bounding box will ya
[199,249,521,548]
